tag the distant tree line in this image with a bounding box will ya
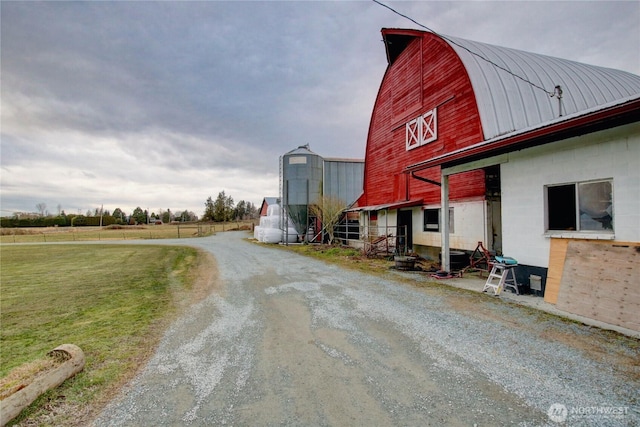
[1,194,258,228]
[202,191,258,222]
[0,204,198,228]
[0,211,117,228]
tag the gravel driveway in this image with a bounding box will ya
[93,231,639,426]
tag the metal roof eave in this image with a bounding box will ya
[404,95,640,173]
[347,199,424,212]
[323,157,365,163]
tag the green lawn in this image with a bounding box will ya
[0,243,206,426]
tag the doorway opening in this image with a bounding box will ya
[485,165,502,255]
[397,210,413,253]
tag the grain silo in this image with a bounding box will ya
[281,144,323,240]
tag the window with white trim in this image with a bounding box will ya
[406,108,437,151]
[423,207,454,233]
[545,179,613,232]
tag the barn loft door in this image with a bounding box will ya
[406,108,438,151]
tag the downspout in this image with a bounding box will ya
[410,171,441,187]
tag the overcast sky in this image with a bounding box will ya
[2,1,639,218]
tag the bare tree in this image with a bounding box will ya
[36,203,47,217]
[309,195,347,244]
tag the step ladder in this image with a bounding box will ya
[482,263,519,295]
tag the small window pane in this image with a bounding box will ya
[548,185,576,230]
[424,209,439,232]
[423,208,453,233]
[579,181,613,230]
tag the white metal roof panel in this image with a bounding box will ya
[442,35,640,140]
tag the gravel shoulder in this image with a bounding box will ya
[93,231,639,426]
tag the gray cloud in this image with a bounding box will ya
[2,1,638,217]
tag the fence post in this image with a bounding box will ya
[177,224,180,239]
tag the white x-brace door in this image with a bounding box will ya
[405,108,437,151]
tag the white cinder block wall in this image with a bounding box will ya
[412,201,486,250]
[501,122,640,269]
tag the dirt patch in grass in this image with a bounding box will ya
[188,251,222,303]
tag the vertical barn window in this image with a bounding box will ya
[406,108,437,151]
[423,207,454,233]
[406,117,420,150]
[421,109,437,144]
[546,179,613,232]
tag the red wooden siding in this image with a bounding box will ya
[358,32,485,207]
[260,203,268,216]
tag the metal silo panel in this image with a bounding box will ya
[323,160,364,206]
[282,146,323,235]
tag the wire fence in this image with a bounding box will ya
[333,222,408,257]
[0,221,256,244]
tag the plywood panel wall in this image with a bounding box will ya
[544,238,569,304]
[555,240,640,332]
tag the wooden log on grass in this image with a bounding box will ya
[0,344,85,427]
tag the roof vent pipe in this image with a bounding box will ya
[552,85,563,117]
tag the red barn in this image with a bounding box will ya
[354,29,501,260]
[353,28,640,290]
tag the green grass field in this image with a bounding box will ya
[0,243,208,426]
